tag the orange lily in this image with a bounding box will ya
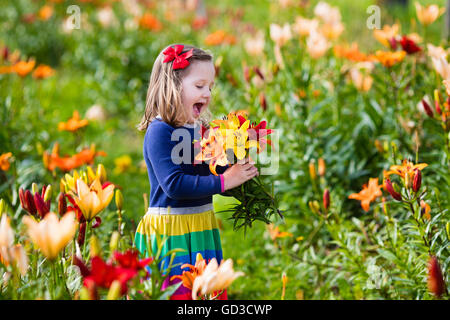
[43,143,107,172]
[333,43,375,62]
[195,128,228,176]
[12,59,35,77]
[170,253,207,290]
[375,50,406,67]
[384,159,428,182]
[38,5,54,21]
[138,13,162,31]
[0,152,13,171]
[204,30,236,46]
[348,178,383,212]
[267,224,293,241]
[58,110,89,132]
[32,64,55,79]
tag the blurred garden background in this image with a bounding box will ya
[0,0,449,300]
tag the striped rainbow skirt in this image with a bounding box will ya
[134,203,227,300]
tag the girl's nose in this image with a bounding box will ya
[202,88,211,98]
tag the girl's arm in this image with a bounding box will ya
[145,122,223,200]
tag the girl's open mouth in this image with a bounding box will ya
[192,102,205,117]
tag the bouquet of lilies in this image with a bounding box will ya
[195,111,283,231]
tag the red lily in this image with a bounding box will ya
[19,186,51,219]
[113,249,153,271]
[73,255,137,296]
[248,120,273,153]
[399,35,421,54]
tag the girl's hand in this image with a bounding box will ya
[222,159,259,191]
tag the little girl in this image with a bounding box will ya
[134,44,259,300]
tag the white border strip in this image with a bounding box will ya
[146,203,214,215]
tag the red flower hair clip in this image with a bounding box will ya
[162,45,194,70]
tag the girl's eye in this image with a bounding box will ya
[196,85,203,89]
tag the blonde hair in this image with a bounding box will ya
[138,44,214,131]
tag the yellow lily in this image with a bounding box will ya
[22,211,78,261]
[61,164,107,193]
[223,115,251,160]
[70,178,115,221]
[373,24,399,48]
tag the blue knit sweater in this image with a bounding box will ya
[143,117,227,210]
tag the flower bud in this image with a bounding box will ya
[272,63,280,75]
[427,256,445,298]
[58,192,67,216]
[412,169,422,192]
[43,185,52,202]
[115,189,123,211]
[281,272,288,301]
[323,189,330,210]
[381,197,389,216]
[375,140,384,153]
[82,280,99,300]
[89,235,101,258]
[243,66,251,83]
[109,231,120,253]
[404,173,411,189]
[318,158,326,176]
[309,161,316,180]
[79,287,91,300]
[92,216,102,229]
[81,171,88,184]
[31,183,38,195]
[106,280,122,300]
[96,164,107,184]
[420,200,431,220]
[385,179,402,201]
[0,199,5,216]
[19,188,26,211]
[40,185,47,198]
[59,178,66,193]
[389,37,397,50]
[308,200,320,214]
[254,66,265,80]
[77,222,86,246]
[434,89,442,115]
[259,92,267,111]
[34,193,49,219]
[421,99,434,118]
[24,190,37,216]
[86,166,96,185]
